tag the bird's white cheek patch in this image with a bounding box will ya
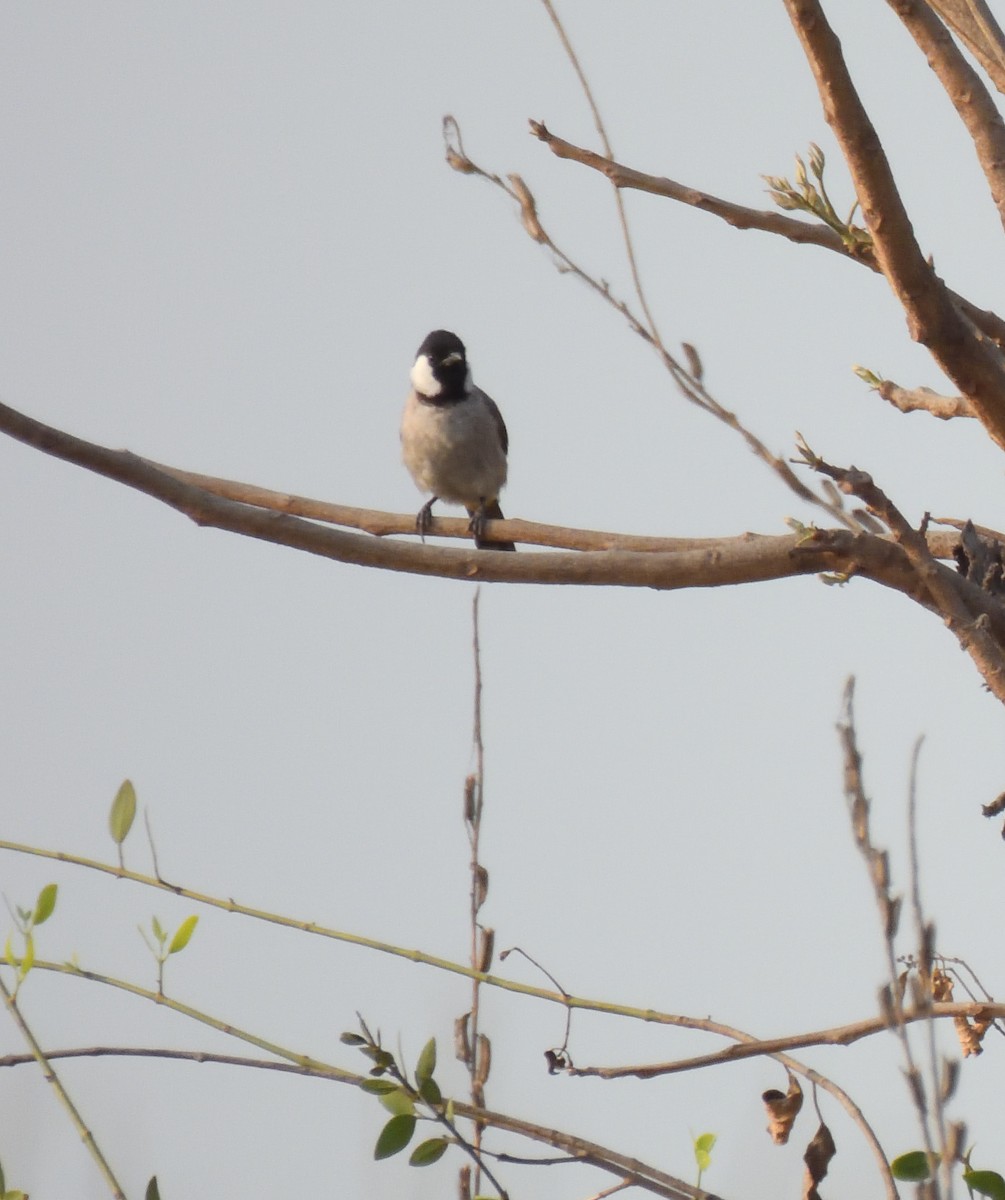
[410,355,441,398]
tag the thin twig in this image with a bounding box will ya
[0,973,127,1198]
[527,119,1005,349]
[538,0,665,345]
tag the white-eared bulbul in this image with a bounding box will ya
[401,329,516,551]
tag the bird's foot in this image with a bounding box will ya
[416,497,437,543]
[467,504,487,543]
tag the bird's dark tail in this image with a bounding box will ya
[468,500,516,551]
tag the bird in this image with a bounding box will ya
[400,329,516,551]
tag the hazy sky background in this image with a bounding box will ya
[3,3,1005,1197]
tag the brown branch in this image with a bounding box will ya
[813,454,1005,701]
[530,120,868,255]
[0,397,938,599]
[876,381,974,419]
[888,0,1005,231]
[927,0,1005,94]
[566,1001,1004,1080]
[783,0,1005,450]
[0,1045,711,1200]
[528,119,1005,350]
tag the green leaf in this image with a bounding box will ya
[5,1191,28,1200]
[168,915,198,955]
[964,1170,1005,1200]
[379,1089,415,1117]
[20,933,34,978]
[409,1137,448,1167]
[415,1037,436,1086]
[374,1113,416,1160]
[340,1032,367,1046]
[32,883,58,926]
[694,1131,717,1171]
[360,1079,399,1095]
[4,935,14,969]
[890,1151,931,1182]
[109,780,137,845]
[418,1076,442,1106]
[145,1176,162,1200]
[151,916,165,943]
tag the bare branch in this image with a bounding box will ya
[528,119,1005,350]
[876,381,974,420]
[809,451,1005,701]
[888,0,1005,232]
[565,1000,1004,1079]
[783,0,1005,450]
[927,0,1005,93]
[0,396,937,598]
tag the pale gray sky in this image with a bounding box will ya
[3,4,1005,1198]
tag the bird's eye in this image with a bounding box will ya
[442,352,463,366]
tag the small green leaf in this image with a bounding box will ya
[374,1113,416,1160]
[360,1079,399,1095]
[168,915,198,955]
[340,1032,367,1046]
[145,1176,162,1200]
[694,1131,717,1171]
[415,1037,436,1086]
[409,1137,448,1167]
[890,1151,931,1182]
[32,883,58,926]
[379,1089,416,1117]
[4,935,15,969]
[418,1076,442,1106]
[5,1191,28,1200]
[445,1099,455,1124]
[964,1170,1005,1200]
[109,780,137,845]
[151,916,165,943]
[20,933,35,978]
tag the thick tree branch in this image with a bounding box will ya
[888,0,1005,232]
[927,0,1005,93]
[0,397,933,596]
[783,0,1005,450]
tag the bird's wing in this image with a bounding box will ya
[474,387,509,456]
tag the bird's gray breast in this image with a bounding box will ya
[401,388,508,506]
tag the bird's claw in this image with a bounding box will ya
[416,498,436,543]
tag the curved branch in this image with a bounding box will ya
[0,397,934,597]
[783,0,1005,450]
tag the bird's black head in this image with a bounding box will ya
[411,329,469,400]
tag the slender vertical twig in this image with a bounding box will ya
[462,588,494,1195]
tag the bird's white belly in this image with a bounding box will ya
[401,398,507,506]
